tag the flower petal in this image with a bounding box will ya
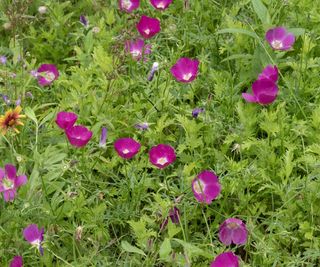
[15,175,27,187]
[5,164,17,180]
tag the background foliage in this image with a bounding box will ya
[0,0,319,266]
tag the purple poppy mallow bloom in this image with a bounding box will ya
[80,15,88,27]
[37,64,59,86]
[10,256,23,267]
[150,0,173,10]
[135,122,149,131]
[149,144,176,169]
[192,107,204,118]
[114,138,141,159]
[148,62,159,81]
[55,111,78,130]
[65,125,93,148]
[125,39,151,61]
[242,78,278,105]
[160,206,180,231]
[219,218,248,246]
[0,55,7,64]
[23,224,44,255]
[210,251,239,267]
[137,15,161,39]
[0,164,27,202]
[170,58,199,83]
[265,27,295,51]
[258,65,278,83]
[119,0,140,13]
[99,127,107,148]
[192,170,221,204]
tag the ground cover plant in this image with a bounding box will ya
[0,0,320,266]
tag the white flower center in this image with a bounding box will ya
[183,73,192,81]
[157,157,168,166]
[43,71,55,82]
[271,40,283,49]
[131,50,141,58]
[123,149,130,154]
[144,29,151,35]
[227,222,239,230]
[122,0,132,9]
[30,239,41,247]
[193,179,205,194]
[156,2,165,8]
[2,178,14,190]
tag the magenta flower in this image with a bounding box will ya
[137,15,161,39]
[258,65,278,83]
[210,251,239,267]
[55,111,78,130]
[0,164,27,202]
[170,58,199,83]
[265,27,295,51]
[119,0,140,13]
[10,256,23,267]
[219,218,248,246]
[150,0,173,10]
[114,138,141,159]
[125,39,151,61]
[149,144,176,169]
[37,64,59,86]
[65,125,93,148]
[242,78,278,105]
[23,224,44,255]
[192,170,221,204]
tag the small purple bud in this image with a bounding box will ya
[2,95,10,105]
[99,127,107,147]
[25,91,34,99]
[192,108,204,118]
[148,62,159,81]
[30,70,39,77]
[0,56,7,64]
[15,97,21,106]
[80,15,89,27]
[134,122,149,130]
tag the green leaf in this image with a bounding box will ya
[251,0,271,25]
[216,28,259,40]
[24,107,38,125]
[121,241,146,256]
[159,238,172,260]
[92,45,113,73]
[168,220,181,238]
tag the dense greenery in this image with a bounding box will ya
[0,0,319,266]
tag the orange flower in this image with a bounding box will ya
[0,106,26,135]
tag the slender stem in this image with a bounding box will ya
[202,208,214,253]
[40,175,55,216]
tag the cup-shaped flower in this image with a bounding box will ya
[265,27,295,51]
[219,218,248,246]
[119,0,140,13]
[0,164,27,202]
[149,144,176,169]
[10,256,23,267]
[258,65,278,83]
[55,111,78,130]
[242,79,278,105]
[23,224,44,255]
[210,251,239,267]
[125,39,151,61]
[137,15,161,39]
[65,125,93,148]
[192,170,221,204]
[170,58,199,83]
[150,0,173,10]
[99,127,107,148]
[192,107,204,118]
[37,64,59,86]
[114,138,141,159]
